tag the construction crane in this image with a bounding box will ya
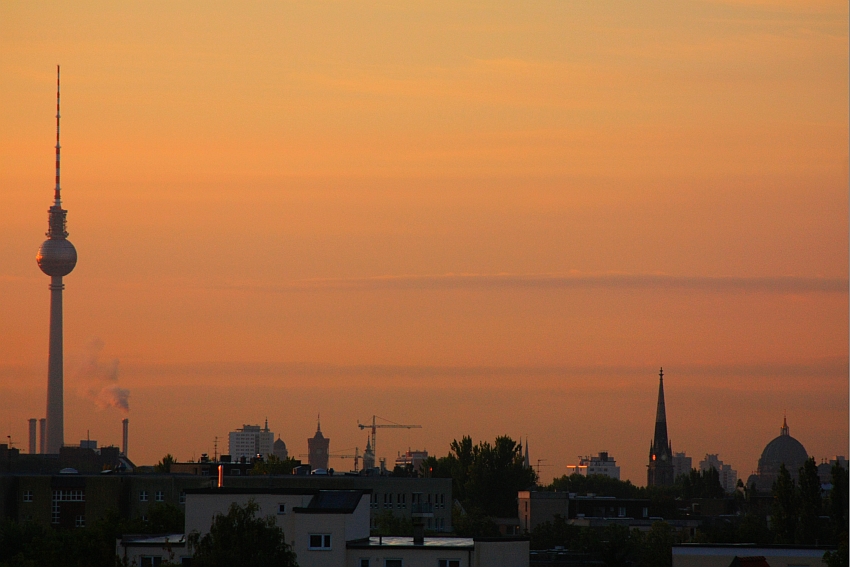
[357,415,421,463]
[297,448,361,472]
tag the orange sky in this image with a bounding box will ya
[0,1,847,483]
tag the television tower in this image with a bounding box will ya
[36,66,77,454]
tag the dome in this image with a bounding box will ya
[759,434,808,474]
[37,238,77,277]
[273,436,288,460]
[752,418,809,491]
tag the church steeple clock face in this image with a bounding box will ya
[660,454,667,461]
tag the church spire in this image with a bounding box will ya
[648,367,674,486]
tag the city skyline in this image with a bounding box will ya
[0,2,847,483]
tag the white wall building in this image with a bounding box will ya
[565,452,620,479]
[698,454,738,493]
[118,487,529,567]
[228,420,275,461]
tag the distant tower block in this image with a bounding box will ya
[39,418,46,454]
[307,416,330,470]
[28,419,37,454]
[122,418,129,457]
[36,66,77,454]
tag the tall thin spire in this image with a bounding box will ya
[655,367,667,425]
[54,65,61,205]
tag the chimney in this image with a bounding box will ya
[28,419,37,454]
[38,419,46,454]
[122,418,129,457]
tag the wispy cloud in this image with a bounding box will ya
[215,272,847,294]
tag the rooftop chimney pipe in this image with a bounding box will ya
[38,418,46,454]
[28,419,37,454]
[122,418,129,457]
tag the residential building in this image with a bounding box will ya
[698,454,738,493]
[673,452,692,480]
[565,452,620,479]
[672,544,833,567]
[228,420,274,461]
[394,450,428,474]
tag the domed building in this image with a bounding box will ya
[272,435,288,460]
[748,417,809,492]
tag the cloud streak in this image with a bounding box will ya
[216,272,848,294]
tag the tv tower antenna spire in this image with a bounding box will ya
[37,65,78,453]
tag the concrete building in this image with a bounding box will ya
[118,487,527,567]
[673,452,692,480]
[647,368,675,487]
[394,450,429,474]
[565,452,620,479]
[672,544,832,567]
[308,419,331,471]
[36,67,78,454]
[228,420,274,461]
[817,456,847,485]
[698,454,738,493]
[518,491,652,533]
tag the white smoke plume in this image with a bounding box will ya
[76,338,129,413]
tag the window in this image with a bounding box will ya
[23,490,33,503]
[277,503,286,515]
[179,492,186,505]
[618,507,626,517]
[397,493,405,508]
[155,490,164,502]
[642,507,648,518]
[438,561,460,567]
[308,534,332,550]
[231,469,241,475]
[140,557,162,567]
[75,515,85,528]
[385,560,402,567]
[139,490,149,502]
[371,493,378,509]
[360,560,370,567]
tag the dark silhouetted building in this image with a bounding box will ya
[647,367,674,487]
[307,417,330,470]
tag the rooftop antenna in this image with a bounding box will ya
[54,65,62,206]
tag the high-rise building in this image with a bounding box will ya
[566,452,621,479]
[228,420,274,461]
[307,418,330,470]
[672,451,692,479]
[647,368,674,486]
[36,66,78,454]
[699,454,738,493]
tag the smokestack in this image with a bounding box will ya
[28,419,37,454]
[122,418,129,457]
[39,418,46,454]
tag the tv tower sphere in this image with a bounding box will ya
[37,238,77,276]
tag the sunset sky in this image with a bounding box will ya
[0,1,847,483]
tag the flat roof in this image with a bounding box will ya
[348,536,475,550]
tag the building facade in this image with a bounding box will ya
[228,421,275,461]
[698,454,738,493]
[565,452,620,479]
[308,420,331,471]
[673,452,692,480]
